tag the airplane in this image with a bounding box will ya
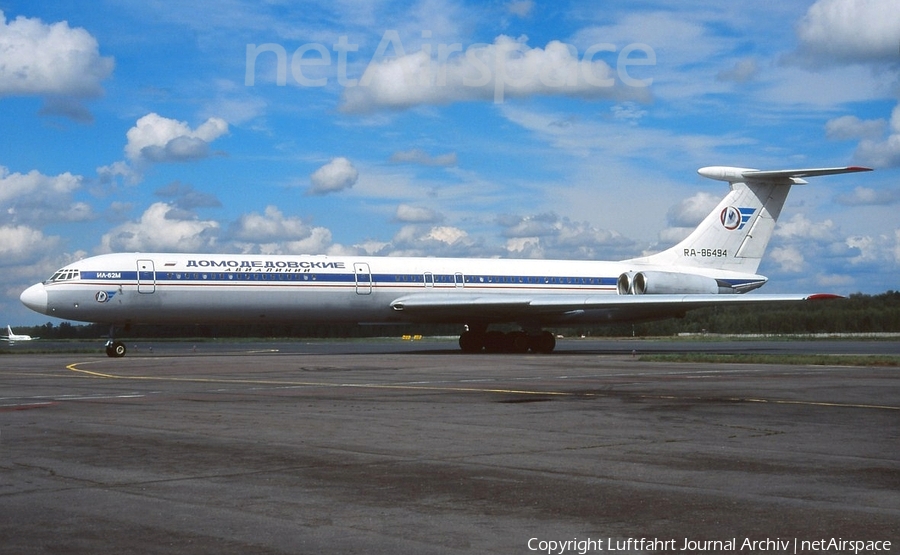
[19,165,872,357]
[2,325,36,342]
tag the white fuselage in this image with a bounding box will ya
[17,165,868,357]
[19,252,761,327]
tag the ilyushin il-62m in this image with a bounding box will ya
[20,165,871,357]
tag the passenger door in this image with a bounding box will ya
[354,262,372,295]
[137,259,156,294]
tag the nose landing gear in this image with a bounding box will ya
[105,340,127,358]
[104,324,127,357]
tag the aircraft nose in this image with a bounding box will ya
[20,283,48,314]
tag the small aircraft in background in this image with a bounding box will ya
[2,325,36,342]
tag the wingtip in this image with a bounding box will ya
[806,293,844,300]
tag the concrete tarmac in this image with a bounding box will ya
[1,344,898,554]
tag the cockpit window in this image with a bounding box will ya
[46,269,80,283]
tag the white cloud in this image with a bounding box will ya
[497,105,722,246]
[38,96,96,122]
[395,204,443,223]
[814,273,856,289]
[155,181,222,210]
[355,239,391,255]
[389,149,457,166]
[201,79,268,125]
[666,191,719,227]
[426,225,468,244]
[825,115,885,141]
[0,224,60,265]
[98,202,219,252]
[775,213,837,241]
[894,229,900,264]
[506,1,534,18]
[0,166,81,205]
[60,202,94,222]
[769,245,806,273]
[505,237,539,254]
[0,166,87,225]
[841,233,900,267]
[96,114,229,187]
[656,226,693,248]
[373,223,486,257]
[280,227,339,255]
[497,212,633,259]
[499,212,558,238]
[96,160,140,188]
[498,103,736,170]
[762,217,900,292]
[835,186,900,206]
[854,104,900,168]
[610,102,647,125]
[125,113,229,164]
[717,58,759,83]
[553,221,631,253]
[229,205,326,244]
[796,0,900,64]
[647,191,722,249]
[339,34,643,113]
[573,12,712,66]
[308,157,359,195]
[0,10,114,118]
[238,228,338,256]
[758,63,889,108]
[846,235,877,264]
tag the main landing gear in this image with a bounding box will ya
[458,325,557,354]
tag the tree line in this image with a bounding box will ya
[592,290,900,337]
[16,291,900,340]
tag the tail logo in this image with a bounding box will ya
[720,206,755,231]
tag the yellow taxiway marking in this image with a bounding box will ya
[65,361,573,397]
[727,396,900,411]
[65,361,900,411]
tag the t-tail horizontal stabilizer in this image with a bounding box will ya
[629,165,872,275]
[698,166,872,184]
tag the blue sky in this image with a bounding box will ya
[2,0,899,325]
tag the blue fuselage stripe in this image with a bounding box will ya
[69,270,760,289]
[75,270,621,287]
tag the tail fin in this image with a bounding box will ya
[629,166,871,274]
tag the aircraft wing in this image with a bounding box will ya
[389,292,836,323]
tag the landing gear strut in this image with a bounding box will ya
[458,326,556,354]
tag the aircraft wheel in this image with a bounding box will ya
[106,341,127,358]
[508,331,529,353]
[529,331,556,354]
[482,330,508,353]
[459,331,484,353]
